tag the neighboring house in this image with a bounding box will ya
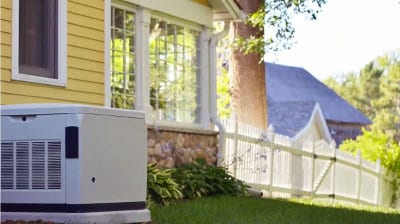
[268,101,332,147]
[266,62,371,145]
[0,0,243,167]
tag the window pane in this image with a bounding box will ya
[19,0,57,78]
[110,6,136,109]
[150,18,200,123]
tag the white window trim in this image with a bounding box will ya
[104,0,111,107]
[12,0,67,87]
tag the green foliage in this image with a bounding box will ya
[216,65,231,119]
[235,0,327,56]
[340,130,400,172]
[147,163,183,206]
[172,159,248,199]
[324,51,400,141]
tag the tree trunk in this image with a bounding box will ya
[229,0,267,129]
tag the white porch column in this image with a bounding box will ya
[135,8,153,123]
[199,27,212,128]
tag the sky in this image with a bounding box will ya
[265,0,400,81]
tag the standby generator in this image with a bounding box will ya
[1,104,150,223]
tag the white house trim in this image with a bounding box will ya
[125,0,213,27]
[104,0,111,107]
[199,27,212,129]
[293,103,332,143]
[135,7,153,123]
[11,0,67,87]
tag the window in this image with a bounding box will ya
[110,6,136,109]
[12,0,66,86]
[149,18,201,123]
[19,0,57,78]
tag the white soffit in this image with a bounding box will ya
[127,0,213,26]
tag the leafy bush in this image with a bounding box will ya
[147,163,183,206]
[340,129,400,171]
[172,159,248,199]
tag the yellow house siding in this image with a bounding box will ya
[1,0,12,106]
[193,0,209,6]
[1,0,106,106]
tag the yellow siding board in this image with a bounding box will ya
[1,44,11,57]
[68,79,104,94]
[2,81,103,104]
[1,7,11,21]
[193,0,209,6]
[1,56,11,69]
[68,57,104,73]
[2,93,67,104]
[68,1,103,20]
[1,93,100,105]
[1,0,11,9]
[1,32,11,45]
[1,69,11,81]
[1,68,104,89]
[68,24,104,41]
[68,45,104,63]
[1,20,11,33]
[68,68,104,83]
[69,0,104,10]
[68,35,103,52]
[68,13,104,31]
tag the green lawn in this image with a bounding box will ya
[150,196,400,224]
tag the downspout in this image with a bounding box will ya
[209,22,229,167]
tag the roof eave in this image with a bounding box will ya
[210,0,245,21]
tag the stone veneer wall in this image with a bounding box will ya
[147,128,219,168]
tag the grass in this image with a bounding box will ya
[150,196,400,224]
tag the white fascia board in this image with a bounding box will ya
[221,0,246,21]
[314,103,332,142]
[293,103,332,143]
[126,0,213,27]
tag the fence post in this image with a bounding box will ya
[330,141,336,203]
[310,141,316,194]
[375,159,382,206]
[268,130,275,196]
[356,150,362,203]
[232,116,239,178]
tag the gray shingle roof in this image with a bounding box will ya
[268,101,317,137]
[266,62,371,125]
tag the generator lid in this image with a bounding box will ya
[1,104,145,119]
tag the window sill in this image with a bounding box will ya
[12,73,66,87]
[147,122,218,136]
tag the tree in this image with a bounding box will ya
[229,0,326,129]
[324,51,400,141]
[229,0,267,129]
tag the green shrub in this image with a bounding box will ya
[173,159,248,199]
[147,163,183,206]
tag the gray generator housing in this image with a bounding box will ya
[1,104,150,223]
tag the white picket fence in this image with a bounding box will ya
[218,117,400,208]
